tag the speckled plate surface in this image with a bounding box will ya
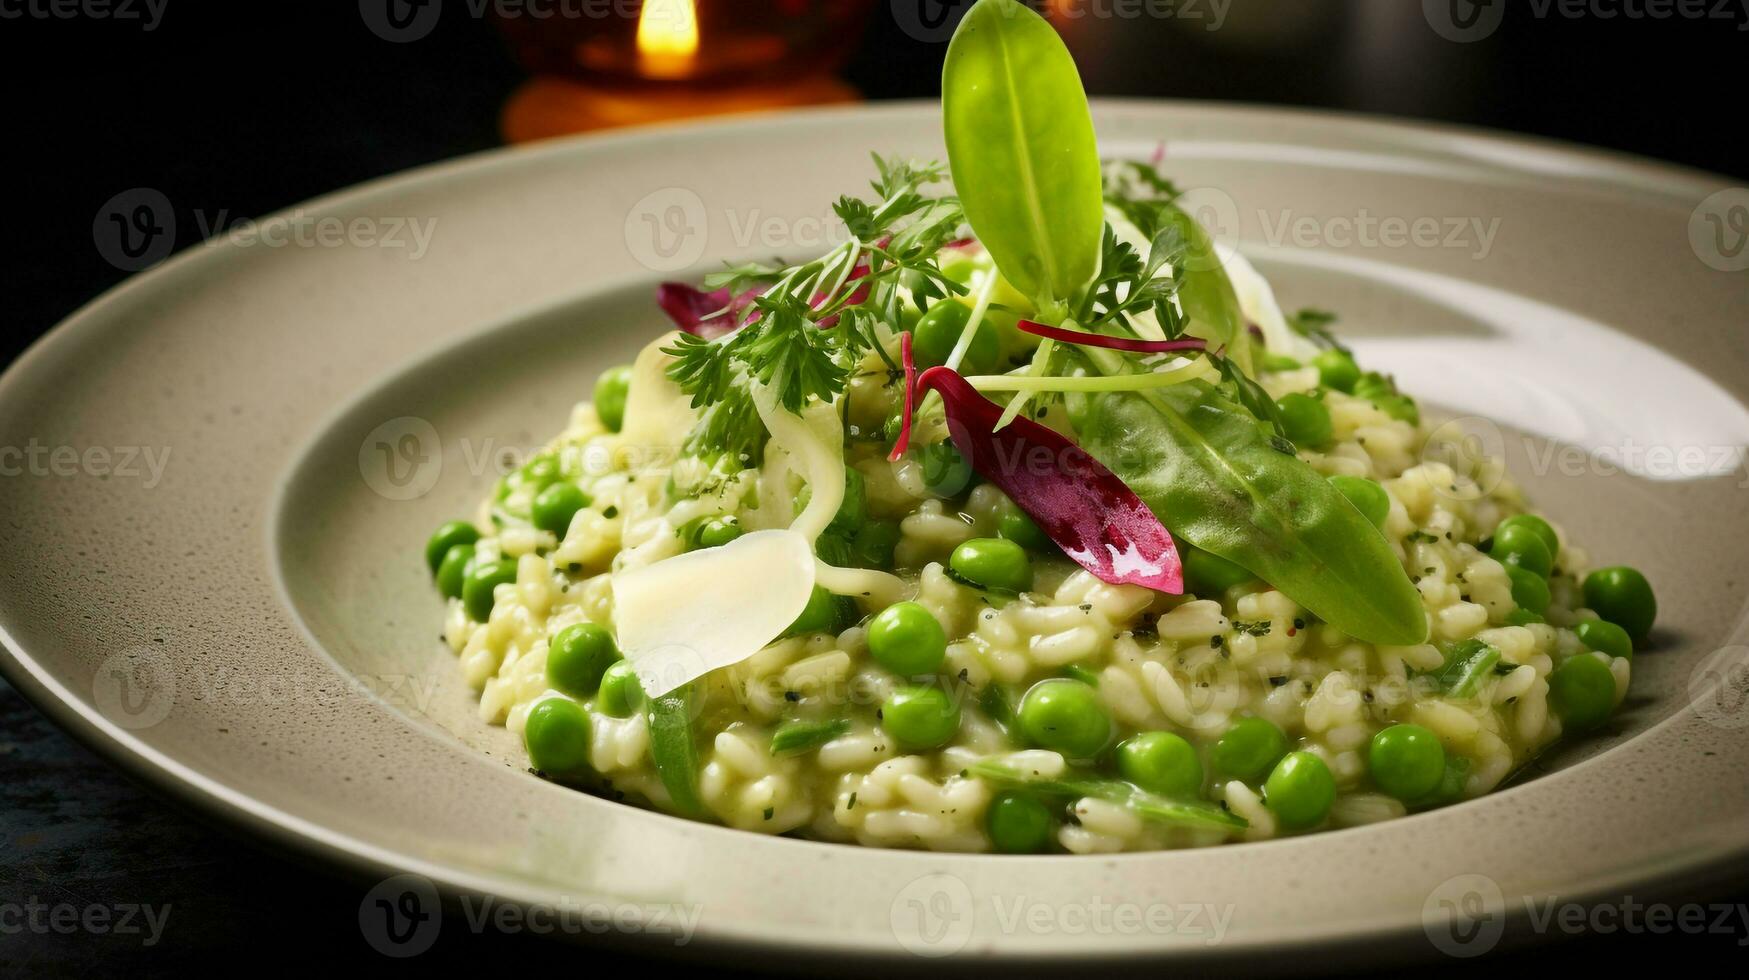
[3,102,1748,969]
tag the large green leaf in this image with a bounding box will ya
[1073,369,1429,647]
[942,0,1103,311]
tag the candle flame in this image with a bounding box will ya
[637,0,699,79]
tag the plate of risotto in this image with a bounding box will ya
[4,0,1748,966]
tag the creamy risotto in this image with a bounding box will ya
[416,0,1656,853]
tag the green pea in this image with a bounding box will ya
[435,544,474,599]
[913,300,998,376]
[523,697,591,775]
[593,365,632,433]
[1504,608,1545,627]
[547,623,619,698]
[1491,522,1553,578]
[1497,514,1559,561]
[463,558,518,622]
[1260,353,1302,372]
[938,251,982,287]
[785,586,845,638]
[919,441,975,499]
[425,520,480,573]
[696,516,744,550]
[532,483,588,536]
[1182,546,1255,596]
[596,661,645,718]
[851,520,901,570]
[1312,349,1360,393]
[1377,394,1420,426]
[867,602,948,676]
[996,502,1055,553]
[986,792,1054,854]
[831,467,867,534]
[1265,751,1336,829]
[1276,392,1333,449]
[1574,618,1633,661]
[1116,732,1203,798]
[1351,371,1395,402]
[950,538,1033,594]
[1212,717,1289,783]
[1368,724,1445,801]
[1329,475,1390,530]
[1017,678,1110,759]
[1582,566,1656,644]
[1506,565,1551,616]
[520,453,561,490]
[1549,653,1617,732]
[881,685,961,750]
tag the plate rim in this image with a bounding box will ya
[4,98,1747,964]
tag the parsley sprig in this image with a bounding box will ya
[663,156,966,461]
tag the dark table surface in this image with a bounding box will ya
[2,2,1746,972]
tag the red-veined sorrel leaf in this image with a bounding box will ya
[1017,319,1209,356]
[916,366,1183,594]
[887,330,918,462]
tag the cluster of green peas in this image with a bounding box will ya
[1267,348,1420,444]
[982,695,1352,851]
[422,366,636,627]
[1483,512,1656,733]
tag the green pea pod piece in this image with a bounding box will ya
[770,718,852,757]
[1072,370,1428,647]
[1431,639,1501,699]
[969,761,1245,833]
[942,0,1103,311]
[647,684,709,820]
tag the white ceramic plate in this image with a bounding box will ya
[4,101,1748,967]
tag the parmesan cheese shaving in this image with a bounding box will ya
[613,529,817,697]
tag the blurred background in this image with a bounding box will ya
[2,0,1745,970]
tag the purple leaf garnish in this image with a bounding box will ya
[915,366,1184,594]
[656,282,762,340]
